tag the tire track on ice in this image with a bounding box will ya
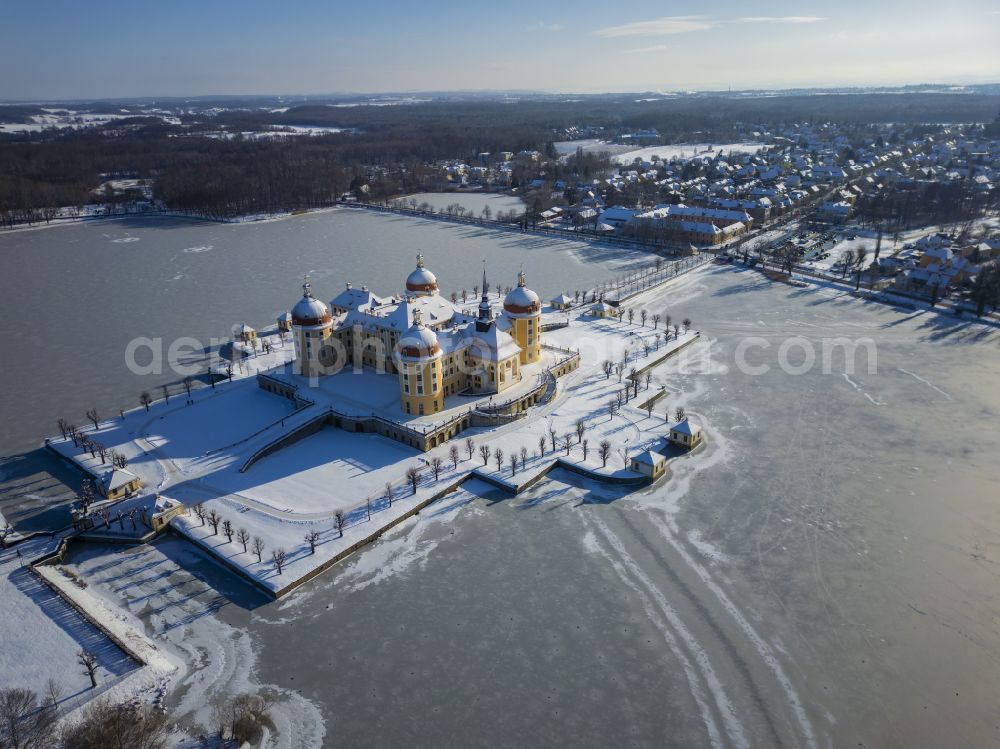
[641,509,820,749]
[581,511,746,748]
[617,510,791,748]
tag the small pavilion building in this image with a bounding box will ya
[668,418,704,449]
[631,449,667,480]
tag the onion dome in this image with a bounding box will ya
[291,278,332,327]
[503,269,541,316]
[399,309,441,359]
[405,253,438,295]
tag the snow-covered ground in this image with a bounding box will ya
[391,191,526,216]
[0,110,139,133]
[58,538,326,746]
[0,536,141,699]
[44,265,708,596]
[613,142,766,165]
[553,139,767,165]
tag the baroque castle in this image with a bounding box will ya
[288,255,542,416]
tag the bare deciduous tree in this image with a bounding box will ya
[85,408,100,431]
[479,444,491,466]
[207,510,221,535]
[193,503,206,526]
[139,391,152,412]
[211,693,273,746]
[599,440,612,468]
[78,650,98,688]
[271,548,287,575]
[465,437,475,460]
[431,456,443,481]
[384,482,395,507]
[236,527,250,553]
[252,536,265,562]
[222,519,233,543]
[563,433,573,456]
[63,697,166,749]
[449,444,460,469]
[575,419,586,444]
[0,687,58,749]
[305,530,321,554]
[494,447,504,472]
[582,439,589,460]
[538,434,547,456]
[406,466,421,494]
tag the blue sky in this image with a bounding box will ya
[2,0,999,99]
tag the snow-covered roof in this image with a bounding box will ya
[551,293,574,305]
[291,291,331,328]
[330,285,384,312]
[504,272,541,316]
[466,324,521,362]
[632,449,665,467]
[670,418,702,437]
[101,468,138,493]
[405,254,438,294]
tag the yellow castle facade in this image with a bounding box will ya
[288,255,542,416]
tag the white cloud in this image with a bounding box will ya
[595,16,713,37]
[735,16,826,24]
[525,21,565,33]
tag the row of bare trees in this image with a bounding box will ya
[0,683,273,749]
[0,682,167,749]
[56,415,129,472]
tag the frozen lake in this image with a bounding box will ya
[0,209,649,458]
[47,265,1000,748]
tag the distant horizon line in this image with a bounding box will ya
[3,81,1000,106]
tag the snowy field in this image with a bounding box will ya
[552,139,767,165]
[59,538,325,746]
[0,537,139,699]
[614,142,766,165]
[392,191,525,216]
[0,110,138,133]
